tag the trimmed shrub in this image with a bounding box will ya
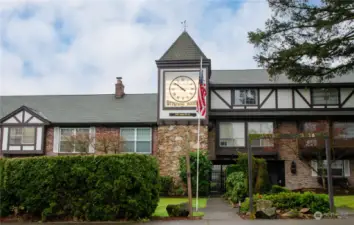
[270,185,290,194]
[166,203,189,217]
[159,176,173,196]
[179,151,212,196]
[240,192,329,214]
[1,154,160,221]
[0,158,10,217]
[225,172,247,203]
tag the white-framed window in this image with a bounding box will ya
[333,122,354,139]
[312,88,339,105]
[311,160,351,177]
[248,122,274,147]
[219,122,245,147]
[120,128,152,154]
[59,128,91,153]
[233,89,258,105]
[9,127,35,145]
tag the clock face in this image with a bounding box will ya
[169,76,197,102]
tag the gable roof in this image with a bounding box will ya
[159,31,208,61]
[0,94,157,124]
[210,69,354,85]
[0,105,50,124]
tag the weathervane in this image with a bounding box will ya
[181,20,187,32]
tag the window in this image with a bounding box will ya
[59,128,90,153]
[219,122,245,147]
[312,88,339,105]
[333,122,354,139]
[9,127,35,145]
[313,160,350,177]
[248,122,273,147]
[120,128,152,153]
[234,89,258,105]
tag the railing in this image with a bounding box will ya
[298,137,354,149]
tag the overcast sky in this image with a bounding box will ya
[0,0,272,96]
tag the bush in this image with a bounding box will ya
[159,176,173,196]
[0,159,10,217]
[270,185,290,194]
[226,153,271,194]
[240,192,329,214]
[225,172,247,203]
[1,154,160,221]
[166,203,189,217]
[179,151,212,196]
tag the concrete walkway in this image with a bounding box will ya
[199,197,241,220]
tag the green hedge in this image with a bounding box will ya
[1,154,160,221]
[179,151,212,196]
[0,159,10,217]
[159,176,173,196]
[240,192,329,214]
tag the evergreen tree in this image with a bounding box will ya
[248,0,354,83]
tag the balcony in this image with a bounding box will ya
[298,137,354,158]
[217,138,278,158]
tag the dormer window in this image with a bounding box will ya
[233,89,258,105]
[312,88,339,105]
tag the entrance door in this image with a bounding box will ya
[267,160,285,186]
[210,164,227,196]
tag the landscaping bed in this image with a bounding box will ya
[151,197,207,220]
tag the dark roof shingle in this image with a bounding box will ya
[159,31,208,61]
[210,69,354,84]
[0,94,157,124]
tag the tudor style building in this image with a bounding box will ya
[1,31,354,193]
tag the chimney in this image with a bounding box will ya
[115,77,125,98]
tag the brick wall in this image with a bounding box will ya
[277,121,321,189]
[277,121,354,190]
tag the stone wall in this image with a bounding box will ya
[156,125,208,182]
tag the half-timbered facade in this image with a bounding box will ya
[1,30,353,193]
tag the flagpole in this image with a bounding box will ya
[196,56,202,211]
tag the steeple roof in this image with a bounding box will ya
[159,31,208,61]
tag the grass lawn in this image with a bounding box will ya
[334,195,354,210]
[152,197,207,217]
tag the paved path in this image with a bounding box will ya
[199,197,241,220]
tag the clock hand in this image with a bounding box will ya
[174,83,186,91]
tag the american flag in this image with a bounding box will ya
[196,68,207,117]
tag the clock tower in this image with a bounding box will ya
[155,31,212,180]
[156,31,211,124]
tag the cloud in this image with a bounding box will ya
[0,0,271,96]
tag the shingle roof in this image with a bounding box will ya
[0,94,157,124]
[210,69,354,84]
[159,31,208,61]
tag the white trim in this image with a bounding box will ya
[344,160,350,177]
[311,160,318,177]
[2,127,9,150]
[36,127,43,151]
